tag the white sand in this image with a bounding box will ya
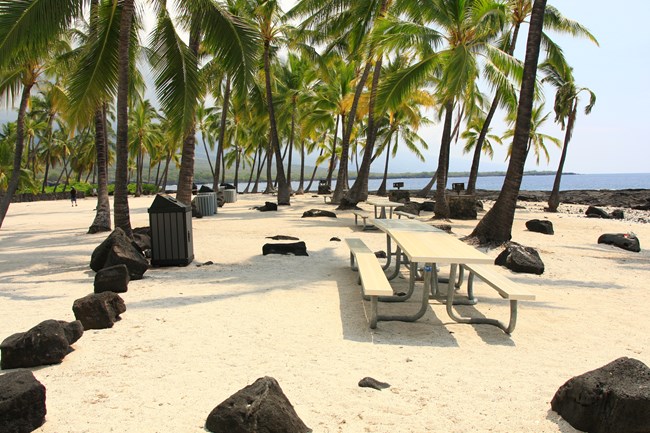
[1,193,649,433]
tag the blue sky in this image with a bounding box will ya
[2,1,648,175]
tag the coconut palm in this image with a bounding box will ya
[541,60,595,212]
[465,1,598,195]
[0,1,74,228]
[128,99,162,197]
[378,0,508,217]
[470,0,547,243]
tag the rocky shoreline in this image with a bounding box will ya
[471,189,650,210]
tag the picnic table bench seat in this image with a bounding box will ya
[394,210,417,219]
[351,210,373,230]
[458,263,536,334]
[345,238,393,328]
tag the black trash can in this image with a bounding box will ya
[148,194,194,266]
[318,180,331,195]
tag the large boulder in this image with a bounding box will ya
[495,242,545,275]
[205,376,310,433]
[0,371,47,433]
[94,264,130,293]
[448,196,478,220]
[419,201,435,212]
[72,292,126,330]
[395,202,420,216]
[525,219,554,235]
[302,209,336,218]
[388,190,410,203]
[90,227,149,280]
[1,320,83,370]
[262,242,308,256]
[598,233,641,252]
[551,357,650,433]
[132,226,152,252]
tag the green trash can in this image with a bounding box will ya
[148,194,194,266]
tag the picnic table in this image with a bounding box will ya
[366,197,401,219]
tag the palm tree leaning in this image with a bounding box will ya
[465,2,598,195]
[541,60,596,212]
[469,0,547,243]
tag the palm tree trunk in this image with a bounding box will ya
[113,0,135,237]
[253,148,267,193]
[243,145,260,193]
[296,139,305,194]
[347,56,383,203]
[263,40,290,205]
[213,75,231,191]
[376,132,395,196]
[286,98,296,193]
[0,82,34,229]
[135,140,143,197]
[332,61,373,203]
[175,29,200,206]
[547,105,576,212]
[325,115,340,186]
[433,101,454,218]
[470,0,547,243]
[88,104,112,234]
[305,148,323,193]
[263,138,274,194]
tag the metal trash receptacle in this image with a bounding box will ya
[195,192,216,216]
[148,194,194,266]
[318,180,330,195]
[223,189,237,203]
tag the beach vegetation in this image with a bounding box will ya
[0,0,599,238]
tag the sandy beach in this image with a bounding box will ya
[1,193,649,433]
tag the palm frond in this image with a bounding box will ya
[377,54,438,112]
[544,4,599,46]
[0,0,83,68]
[66,0,121,128]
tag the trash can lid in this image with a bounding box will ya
[148,194,190,213]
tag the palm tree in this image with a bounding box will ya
[470,0,547,243]
[0,2,73,228]
[128,99,162,197]
[542,60,595,212]
[502,102,560,165]
[378,0,507,217]
[247,0,292,205]
[465,1,598,195]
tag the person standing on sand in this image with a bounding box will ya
[70,187,78,206]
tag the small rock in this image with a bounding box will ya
[94,264,130,293]
[495,242,544,275]
[254,202,278,212]
[585,205,611,219]
[302,209,337,218]
[330,237,341,242]
[358,377,391,390]
[72,292,126,330]
[266,235,300,240]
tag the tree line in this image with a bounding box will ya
[0,0,597,242]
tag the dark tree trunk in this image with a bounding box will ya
[175,28,201,206]
[213,75,231,191]
[305,147,323,193]
[547,104,576,212]
[470,0,547,243]
[296,139,306,194]
[332,61,373,203]
[113,0,135,237]
[253,147,267,193]
[376,132,395,196]
[263,40,290,205]
[347,56,383,203]
[88,104,112,234]
[433,101,454,218]
[0,82,34,229]
[325,115,339,186]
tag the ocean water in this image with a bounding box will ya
[173,172,650,192]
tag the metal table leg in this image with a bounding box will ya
[376,261,432,323]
